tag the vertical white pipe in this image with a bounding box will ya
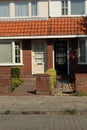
[48,0,50,17]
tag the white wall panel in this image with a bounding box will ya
[50,0,61,16]
[38,0,48,17]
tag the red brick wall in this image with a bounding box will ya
[36,74,50,95]
[0,74,11,95]
[47,39,53,69]
[0,67,11,74]
[21,40,32,77]
[75,74,87,93]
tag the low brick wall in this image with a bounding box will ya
[36,74,50,95]
[0,74,11,95]
[75,74,87,93]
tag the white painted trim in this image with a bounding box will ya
[12,41,15,64]
[0,35,87,40]
[0,64,24,66]
[48,0,50,17]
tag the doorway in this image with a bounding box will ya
[54,40,68,77]
[32,40,46,74]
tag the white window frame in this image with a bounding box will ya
[0,40,23,66]
[61,0,69,15]
[60,0,85,16]
[78,39,87,64]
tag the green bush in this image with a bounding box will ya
[45,68,57,93]
[11,78,23,91]
[11,68,20,78]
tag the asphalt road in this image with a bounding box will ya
[0,114,87,130]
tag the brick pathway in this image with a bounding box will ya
[11,78,36,96]
[0,114,87,130]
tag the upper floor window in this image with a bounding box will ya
[61,0,68,15]
[15,1,28,16]
[71,0,84,15]
[78,40,87,64]
[0,2,9,17]
[31,1,37,16]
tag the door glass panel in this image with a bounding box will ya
[56,46,66,64]
[34,43,44,64]
[54,41,67,75]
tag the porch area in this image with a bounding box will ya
[11,75,74,96]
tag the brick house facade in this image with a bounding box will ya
[0,0,87,94]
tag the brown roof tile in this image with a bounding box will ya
[0,17,87,37]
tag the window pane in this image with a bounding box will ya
[15,1,28,16]
[0,2,9,17]
[79,41,86,63]
[65,1,68,7]
[62,1,64,7]
[0,43,12,63]
[61,0,68,15]
[34,43,44,63]
[71,0,84,15]
[31,2,37,16]
[15,42,21,63]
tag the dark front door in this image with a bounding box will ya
[54,40,67,76]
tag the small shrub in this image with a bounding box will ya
[11,78,23,91]
[11,68,20,78]
[45,68,57,93]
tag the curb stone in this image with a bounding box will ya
[0,110,87,115]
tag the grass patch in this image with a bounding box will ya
[11,78,23,91]
[72,92,87,96]
[4,110,10,115]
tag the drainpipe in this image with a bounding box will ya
[48,0,51,17]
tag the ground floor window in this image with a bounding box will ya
[0,40,22,65]
[78,39,87,64]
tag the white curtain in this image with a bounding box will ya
[15,1,28,16]
[0,2,9,17]
[31,2,37,16]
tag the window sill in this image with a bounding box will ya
[0,63,24,66]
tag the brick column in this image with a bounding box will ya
[36,74,50,95]
[75,74,87,93]
[0,74,11,95]
[47,39,53,69]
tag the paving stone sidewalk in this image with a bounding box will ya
[0,96,87,114]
